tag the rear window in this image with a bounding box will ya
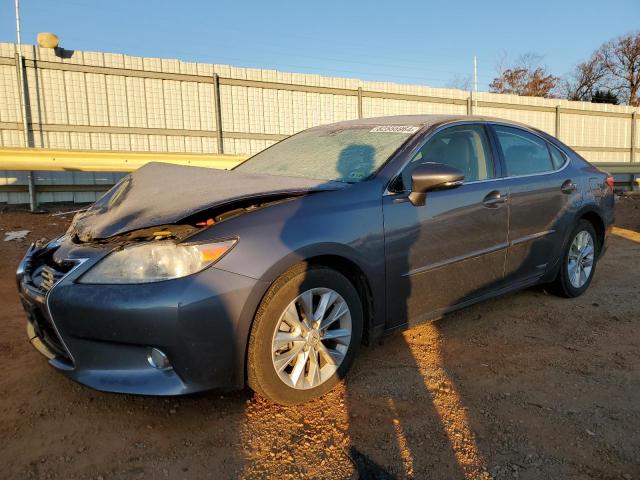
[549,144,568,169]
[494,125,554,176]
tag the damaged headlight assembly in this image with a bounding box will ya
[79,239,237,284]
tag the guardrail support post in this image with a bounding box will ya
[15,51,38,211]
[357,87,363,119]
[631,111,637,163]
[213,73,224,154]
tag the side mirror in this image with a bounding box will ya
[408,162,464,206]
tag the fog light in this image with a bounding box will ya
[147,347,171,370]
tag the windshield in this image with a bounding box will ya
[235,125,419,182]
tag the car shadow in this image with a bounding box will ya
[264,144,472,479]
[258,138,594,478]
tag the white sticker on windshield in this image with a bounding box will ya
[370,125,420,134]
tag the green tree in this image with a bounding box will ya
[591,89,619,105]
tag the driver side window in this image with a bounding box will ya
[400,124,496,190]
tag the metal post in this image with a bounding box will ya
[14,0,38,211]
[555,105,561,139]
[473,55,478,112]
[467,96,473,115]
[631,112,637,163]
[357,87,363,119]
[212,73,224,154]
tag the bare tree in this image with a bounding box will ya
[490,53,559,98]
[563,52,608,101]
[446,74,473,91]
[599,31,640,106]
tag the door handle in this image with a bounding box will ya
[561,180,577,194]
[483,190,507,208]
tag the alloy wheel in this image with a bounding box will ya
[567,230,595,288]
[271,287,352,390]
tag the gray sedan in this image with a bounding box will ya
[16,115,615,404]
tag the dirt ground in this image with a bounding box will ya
[0,197,639,480]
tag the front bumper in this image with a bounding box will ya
[17,239,266,395]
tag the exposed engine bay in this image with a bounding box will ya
[70,194,301,246]
[66,162,347,244]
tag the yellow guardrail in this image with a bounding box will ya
[0,148,248,171]
[0,147,637,207]
[0,147,637,175]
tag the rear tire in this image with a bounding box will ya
[247,263,363,405]
[547,220,598,298]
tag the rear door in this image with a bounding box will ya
[383,123,509,328]
[489,124,577,283]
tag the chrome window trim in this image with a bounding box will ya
[384,120,571,195]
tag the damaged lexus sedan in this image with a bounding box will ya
[17,115,615,405]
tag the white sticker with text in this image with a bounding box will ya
[370,125,420,134]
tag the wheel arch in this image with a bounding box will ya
[240,246,380,386]
[304,254,375,346]
[576,207,605,255]
[541,205,606,284]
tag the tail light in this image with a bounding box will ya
[605,176,615,191]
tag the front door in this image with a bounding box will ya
[383,123,509,329]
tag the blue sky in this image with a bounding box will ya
[0,0,638,90]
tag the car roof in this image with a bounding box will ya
[322,114,532,130]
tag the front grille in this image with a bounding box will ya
[28,247,75,294]
[36,265,66,293]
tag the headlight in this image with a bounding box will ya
[79,239,236,284]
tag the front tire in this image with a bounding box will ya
[547,220,598,298]
[247,263,363,405]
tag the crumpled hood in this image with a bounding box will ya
[68,162,346,241]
